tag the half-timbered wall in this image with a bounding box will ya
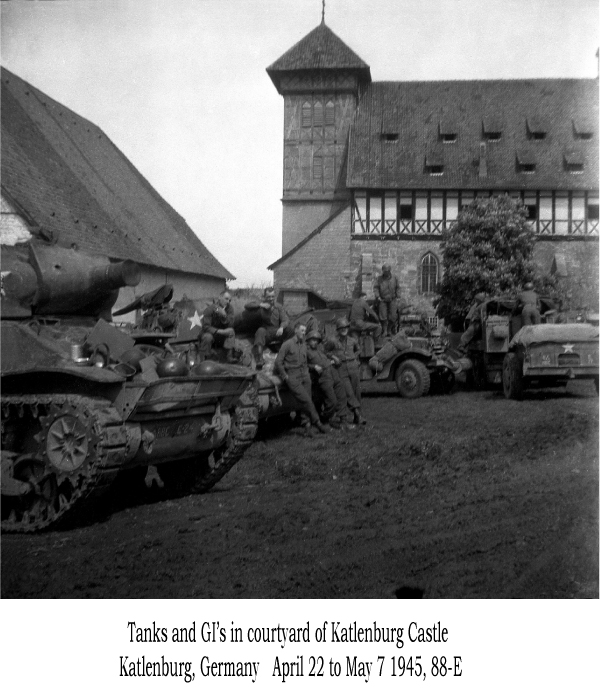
[352,189,600,238]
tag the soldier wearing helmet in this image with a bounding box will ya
[275,322,329,436]
[306,330,347,429]
[349,291,383,345]
[325,316,366,425]
[514,281,541,326]
[458,292,488,353]
[374,263,401,337]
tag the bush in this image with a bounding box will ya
[435,195,538,324]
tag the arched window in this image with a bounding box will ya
[313,101,323,127]
[325,100,335,126]
[421,252,439,293]
[301,101,311,128]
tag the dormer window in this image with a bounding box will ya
[573,118,593,140]
[439,120,457,143]
[517,150,536,173]
[426,151,444,175]
[527,117,548,140]
[483,116,502,141]
[564,149,584,173]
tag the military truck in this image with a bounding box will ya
[453,296,599,398]
[1,240,259,532]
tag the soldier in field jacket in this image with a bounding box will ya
[374,264,401,337]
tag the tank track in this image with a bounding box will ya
[158,383,260,495]
[1,394,129,533]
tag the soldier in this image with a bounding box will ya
[349,291,383,344]
[514,282,541,325]
[458,292,487,353]
[374,264,401,337]
[253,287,289,368]
[325,317,366,425]
[275,322,329,436]
[198,291,235,362]
[305,330,347,429]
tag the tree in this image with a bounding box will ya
[434,195,538,327]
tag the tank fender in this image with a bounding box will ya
[377,349,431,380]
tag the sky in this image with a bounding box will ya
[1,0,598,286]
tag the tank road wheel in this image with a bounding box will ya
[503,353,524,400]
[1,396,128,533]
[395,359,431,399]
[157,383,260,496]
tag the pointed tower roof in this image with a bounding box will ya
[267,22,370,92]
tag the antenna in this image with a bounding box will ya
[322,0,325,23]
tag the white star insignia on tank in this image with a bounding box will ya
[188,310,202,329]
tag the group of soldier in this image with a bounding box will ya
[457,282,542,353]
[196,266,543,435]
[196,285,374,436]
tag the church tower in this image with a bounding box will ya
[267,20,370,254]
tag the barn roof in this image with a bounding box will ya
[347,79,599,190]
[267,21,370,92]
[1,67,233,279]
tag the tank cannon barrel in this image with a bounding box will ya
[91,259,141,294]
[1,240,141,317]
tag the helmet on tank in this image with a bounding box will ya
[524,282,534,290]
[474,292,486,303]
[306,331,322,342]
[156,357,189,377]
[336,317,350,329]
[192,360,227,376]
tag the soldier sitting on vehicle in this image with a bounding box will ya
[325,317,366,425]
[252,287,289,369]
[458,292,487,353]
[513,282,541,326]
[305,330,347,429]
[349,291,383,345]
[199,291,235,362]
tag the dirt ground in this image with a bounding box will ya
[2,380,598,599]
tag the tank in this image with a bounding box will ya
[1,240,259,532]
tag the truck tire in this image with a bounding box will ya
[503,352,524,400]
[395,359,431,399]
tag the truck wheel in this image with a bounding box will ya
[503,353,524,400]
[395,359,431,399]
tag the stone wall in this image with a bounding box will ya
[273,207,353,301]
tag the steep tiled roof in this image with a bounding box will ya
[267,21,370,89]
[347,79,598,190]
[1,67,233,279]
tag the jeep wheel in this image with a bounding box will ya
[395,359,431,399]
[503,353,524,400]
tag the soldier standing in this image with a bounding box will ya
[374,264,401,337]
[349,291,383,345]
[198,291,235,362]
[275,322,329,436]
[253,287,289,368]
[325,317,366,425]
[515,282,541,325]
[306,330,346,429]
[458,292,487,353]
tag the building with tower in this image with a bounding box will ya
[267,20,599,315]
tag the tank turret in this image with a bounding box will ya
[1,240,141,319]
